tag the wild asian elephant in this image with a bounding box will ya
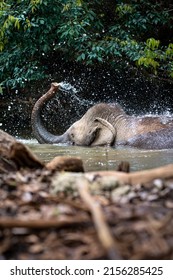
[120,127,173,149]
[31,83,173,148]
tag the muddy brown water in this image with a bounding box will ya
[19,139,173,172]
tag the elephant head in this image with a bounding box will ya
[31,83,116,146]
[68,117,116,146]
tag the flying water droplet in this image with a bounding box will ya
[59,81,78,94]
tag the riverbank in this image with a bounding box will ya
[1,129,173,259]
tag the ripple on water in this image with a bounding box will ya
[17,139,173,172]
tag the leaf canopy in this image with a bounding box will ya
[0,0,173,91]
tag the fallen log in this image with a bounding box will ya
[76,177,122,259]
[87,163,173,185]
[0,216,89,229]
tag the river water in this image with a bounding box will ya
[20,139,173,172]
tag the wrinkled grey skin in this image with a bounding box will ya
[120,127,173,149]
[31,83,173,148]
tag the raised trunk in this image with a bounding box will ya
[31,83,69,144]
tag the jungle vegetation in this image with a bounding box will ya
[0,0,173,92]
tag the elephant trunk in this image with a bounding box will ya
[31,83,69,144]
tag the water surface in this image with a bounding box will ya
[21,139,173,172]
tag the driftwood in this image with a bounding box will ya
[46,156,84,172]
[88,163,173,185]
[0,129,43,171]
[76,177,122,259]
[51,164,173,196]
[10,142,44,169]
[0,129,17,172]
[0,129,16,158]
[0,216,89,229]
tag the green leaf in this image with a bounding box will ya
[146,38,160,50]
[81,53,85,60]
[40,19,45,24]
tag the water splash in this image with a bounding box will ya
[42,81,94,133]
[58,81,94,107]
[59,81,79,94]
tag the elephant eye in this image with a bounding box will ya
[70,133,74,138]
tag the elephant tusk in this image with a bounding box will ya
[95,118,116,138]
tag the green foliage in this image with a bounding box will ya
[137,38,160,74]
[0,0,173,91]
[137,39,173,77]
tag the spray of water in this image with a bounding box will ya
[58,81,94,107]
[59,81,79,94]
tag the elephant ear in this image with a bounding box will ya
[91,117,116,146]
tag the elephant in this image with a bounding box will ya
[119,127,173,149]
[31,82,173,148]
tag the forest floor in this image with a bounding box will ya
[1,129,173,260]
